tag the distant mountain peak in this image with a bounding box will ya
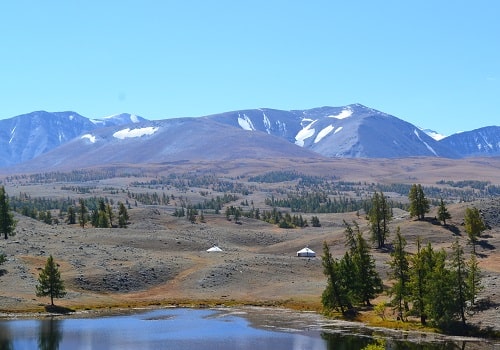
[421,128,447,141]
[92,113,146,125]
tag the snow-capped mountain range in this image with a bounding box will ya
[1,105,498,171]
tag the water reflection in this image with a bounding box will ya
[38,318,62,350]
[0,322,13,350]
[0,309,495,349]
[321,331,476,350]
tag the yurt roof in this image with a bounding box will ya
[207,245,223,252]
[297,247,315,254]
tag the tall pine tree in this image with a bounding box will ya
[369,191,391,249]
[118,202,129,228]
[0,186,16,239]
[78,199,88,228]
[408,184,429,220]
[437,198,451,225]
[388,227,410,321]
[321,241,350,314]
[36,255,66,306]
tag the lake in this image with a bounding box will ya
[0,308,496,349]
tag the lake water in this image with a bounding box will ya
[0,308,496,349]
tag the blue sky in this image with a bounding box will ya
[0,1,498,136]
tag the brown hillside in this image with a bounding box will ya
[0,157,498,331]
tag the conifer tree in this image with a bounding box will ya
[343,220,383,306]
[425,249,455,327]
[0,186,16,239]
[36,255,66,306]
[408,237,430,325]
[464,207,486,255]
[369,191,391,248]
[466,253,482,306]
[388,227,410,321]
[78,199,88,228]
[118,202,129,228]
[106,203,114,227]
[44,211,52,225]
[67,206,76,225]
[311,216,321,227]
[353,230,383,306]
[97,210,109,228]
[450,240,469,327]
[437,198,451,225]
[338,251,356,308]
[408,184,429,220]
[233,208,241,223]
[321,241,350,314]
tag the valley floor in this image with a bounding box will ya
[1,203,499,337]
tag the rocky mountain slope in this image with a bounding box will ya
[440,126,500,157]
[1,105,498,171]
[11,117,322,172]
[207,104,461,158]
[0,111,146,167]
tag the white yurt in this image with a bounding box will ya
[206,245,223,252]
[296,247,315,257]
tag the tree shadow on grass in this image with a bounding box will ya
[478,239,495,250]
[44,305,74,314]
[445,224,461,236]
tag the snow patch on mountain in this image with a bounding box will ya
[9,127,16,144]
[81,134,97,143]
[238,113,255,131]
[422,128,446,141]
[328,108,353,120]
[414,129,438,156]
[295,120,316,147]
[113,127,159,140]
[334,126,343,134]
[262,112,271,134]
[314,125,335,143]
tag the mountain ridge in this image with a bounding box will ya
[1,105,499,171]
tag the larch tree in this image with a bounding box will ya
[0,186,16,240]
[408,237,430,325]
[424,248,455,327]
[388,227,410,321]
[450,240,469,327]
[408,184,429,220]
[78,199,88,228]
[321,241,350,315]
[118,202,129,228]
[343,220,383,307]
[369,191,391,249]
[437,198,451,225]
[466,253,482,306]
[106,203,114,227]
[36,255,66,306]
[352,229,383,306]
[67,206,76,225]
[464,207,486,255]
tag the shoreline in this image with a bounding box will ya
[1,299,499,344]
[1,302,498,349]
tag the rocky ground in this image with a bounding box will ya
[0,197,498,336]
